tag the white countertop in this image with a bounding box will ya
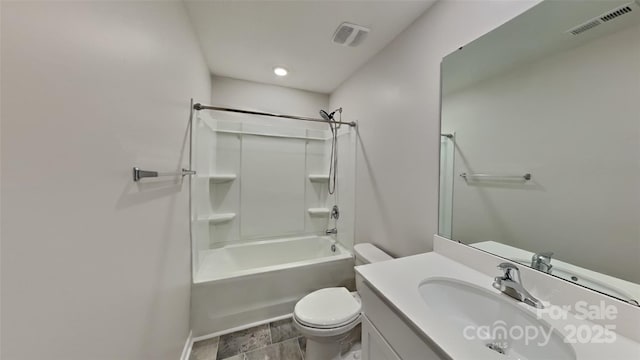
[356,252,640,360]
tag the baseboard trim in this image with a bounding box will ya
[180,330,193,360]
[192,313,292,343]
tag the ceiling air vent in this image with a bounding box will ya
[566,2,638,35]
[568,19,602,35]
[600,4,633,22]
[332,22,370,47]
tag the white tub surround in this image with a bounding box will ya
[192,236,354,337]
[355,235,640,360]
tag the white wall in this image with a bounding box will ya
[444,23,640,283]
[1,2,210,359]
[211,75,329,123]
[329,0,539,257]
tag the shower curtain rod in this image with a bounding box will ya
[193,103,357,127]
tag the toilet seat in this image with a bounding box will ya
[294,287,361,329]
[293,313,362,339]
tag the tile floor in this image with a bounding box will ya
[189,318,306,360]
[190,318,361,360]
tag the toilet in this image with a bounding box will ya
[293,243,392,360]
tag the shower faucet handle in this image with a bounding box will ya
[331,205,340,220]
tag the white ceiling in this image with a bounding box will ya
[184,0,435,94]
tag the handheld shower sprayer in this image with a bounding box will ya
[319,107,342,195]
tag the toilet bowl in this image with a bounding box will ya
[293,243,392,360]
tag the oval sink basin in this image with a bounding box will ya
[419,278,576,360]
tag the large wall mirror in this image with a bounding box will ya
[439,0,640,305]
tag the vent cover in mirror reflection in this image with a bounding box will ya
[567,2,637,35]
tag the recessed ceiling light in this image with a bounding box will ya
[273,67,288,76]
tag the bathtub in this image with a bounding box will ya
[191,236,355,337]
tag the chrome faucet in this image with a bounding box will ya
[325,228,337,235]
[531,252,553,273]
[493,263,544,308]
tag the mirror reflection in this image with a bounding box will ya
[439,0,640,305]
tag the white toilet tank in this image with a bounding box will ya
[354,243,392,265]
[354,243,392,294]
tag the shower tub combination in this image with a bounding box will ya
[190,103,357,338]
[191,235,354,337]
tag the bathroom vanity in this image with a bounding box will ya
[359,281,442,360]
[355,236,640,360]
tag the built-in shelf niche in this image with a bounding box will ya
[309,174,330,182]
[198,174,237,183]
[196,213,236,224]
[308,208,330,216]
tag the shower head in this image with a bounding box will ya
[319,108,342,122]
[319,109,334,122]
